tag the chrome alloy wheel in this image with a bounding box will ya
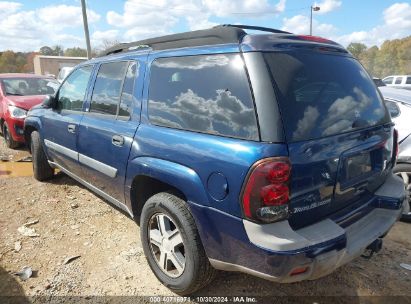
[148,213,186,278]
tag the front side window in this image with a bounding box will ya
[264,52,390,142]
[148,54,258,140]
[383,77,393,85]
[58,65,93,111]
[90,62,129,116]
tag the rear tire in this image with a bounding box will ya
[3,122,19,149]
[393,164,411,222]
[31,131,54,181]
[140,192,216,295]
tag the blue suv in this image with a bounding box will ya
[24,25,405,294]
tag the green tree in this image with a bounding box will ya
[360,46,379,76]
[64,47,87,57]
[347,42,367,59]
[39,46,54,55]
[52,45,64,56]
[0,51,26,73]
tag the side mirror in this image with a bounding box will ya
[42,95,57,109]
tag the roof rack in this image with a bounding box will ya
[102,24,290,56]
[220,24,290,34]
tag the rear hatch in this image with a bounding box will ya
[263,50,394,229]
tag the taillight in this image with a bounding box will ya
[241,158,291,223]
[297,35,334,44]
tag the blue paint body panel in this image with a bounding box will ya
[24,32,404,283]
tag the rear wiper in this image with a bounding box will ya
[6,92,24,96]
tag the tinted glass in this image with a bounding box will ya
[58,65,93,111]
[118,61,137,119]
[148,54,258,140]
[3,78,59,96]
[373,78,385,87]
[407,77,411,85]
[264,52,390,142]
[395,77,403,84]
[90,62,128,115]
[383,77,393,84]
[384,100,400,118]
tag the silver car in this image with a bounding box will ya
[379,86,411,221]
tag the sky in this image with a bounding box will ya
[0,0,410,52]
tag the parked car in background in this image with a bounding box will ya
[25,25,405,294]
[382,75,411,90]
[0,73,59,148]
[379,86,411,221]
[57,67,73,83]
[373,77,386,87]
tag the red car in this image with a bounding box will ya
[0,73,59,148]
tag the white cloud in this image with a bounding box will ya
[202,0,285,17]
[38,5,100,27]
[0,3,100,51]
[0,1,21,17]
[91,30,120,42]
[313,0,342,14]
[107,0,286,42]
[281,14,337,37]
[336,2,411,46]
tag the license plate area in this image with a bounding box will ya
[339,148,384,191]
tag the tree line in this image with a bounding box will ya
[1,36,410,76]
[347,35,411,78]
[0,40,118,73]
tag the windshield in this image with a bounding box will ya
[2,77,59,96]
[264,51,390,142]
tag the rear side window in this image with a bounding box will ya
[383,77,393,85]
[395,77,403,85]
[407,77,411,84]
[264,52,390,142]
[118,62,137,119]
[148,54,259,140]
[90,62,129,116]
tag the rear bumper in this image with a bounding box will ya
[189,173,404,283]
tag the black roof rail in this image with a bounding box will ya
[102,24,290,56]
[219,24,291,34]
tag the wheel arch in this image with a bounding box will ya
[23,118,42,151]
[126,157,209,218]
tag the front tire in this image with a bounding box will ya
[31,131,54,181]
[3,122,19,149]
[393,164,411,222]
[140,192,216,295]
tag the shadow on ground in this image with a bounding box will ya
[0,266,30,304]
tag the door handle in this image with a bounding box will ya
[112,135,125,147]
[67,124,76,134]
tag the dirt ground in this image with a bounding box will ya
[0,138,410,302]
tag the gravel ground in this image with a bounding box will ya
[0,138,410,302]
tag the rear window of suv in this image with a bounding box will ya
[148,54,259,141]
[264,52,390,142]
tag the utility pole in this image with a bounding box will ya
[310,5,321,35]
[81,0,92,59]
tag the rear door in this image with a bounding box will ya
[41,65,94,177]
[77,59,144,203]
[263,51,393,228]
